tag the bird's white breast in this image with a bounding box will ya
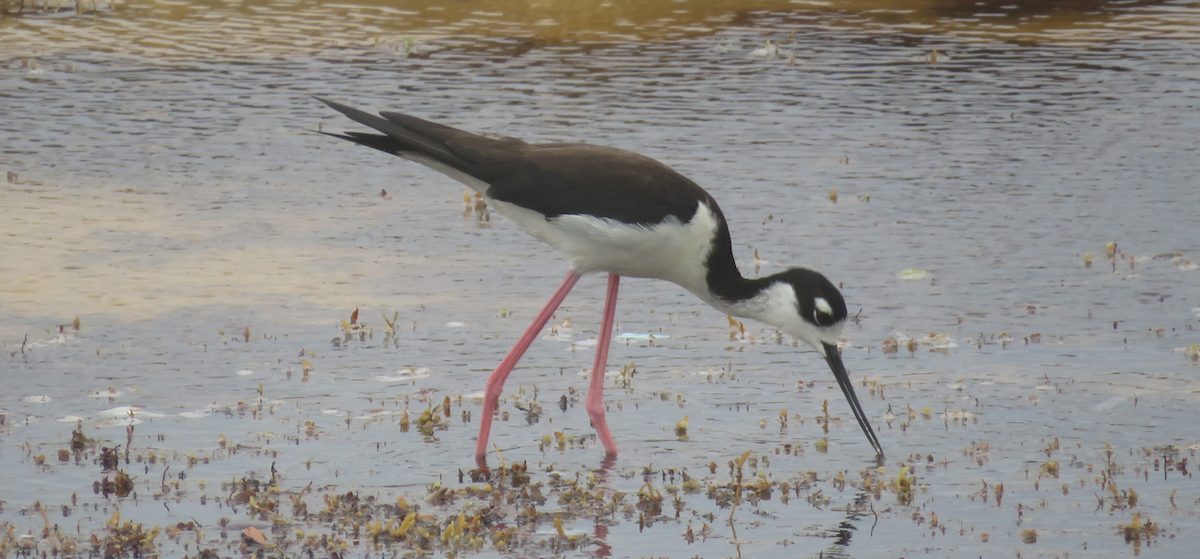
[488,199,720,296]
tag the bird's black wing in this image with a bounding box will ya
[485,142,712,226]
[319,99,716,226]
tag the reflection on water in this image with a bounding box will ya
[3,0,1197,59]
[2,0,1200,557]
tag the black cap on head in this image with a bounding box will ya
[779,268,847,327]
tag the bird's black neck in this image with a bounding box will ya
[702,204,777,305]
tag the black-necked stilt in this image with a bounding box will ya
[318,98,883,461]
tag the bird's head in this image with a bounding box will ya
[748,267,882,457]
[756,267,847,355]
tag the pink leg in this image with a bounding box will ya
[476,271,582,461]
[586,274,620,456]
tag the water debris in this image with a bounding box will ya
[94,511,159,554]
[884,331,958,353]
[896,268,928,280]
[543,318,575,341]
[614,332,668,340]
[707,36,735,53]
[236,369,256,376]
[340,308,372,342]
[892,465,915,504]
[461,189,491,220]
[750,248,770,268]
[726,315,745,341]
[98,405,165,419]
[416,406,447,436]
[22,395,52,404]
[569,338,598,351]
[916,48,950,64]
[921,333,957,350]
[242,526,267,546]
[751,40,778,58]
[88,388,124,398]
[383,311,399,336]
[829,189,837,202]
[178,406,216,419]
[375,367,432,383]
[941,409,975,424]
[1120,513,1161,548]
[574,367,619,379]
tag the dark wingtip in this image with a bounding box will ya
[312,96,339,113]
[314,96,373,121]
[307,129,354,141]
[311,97,357,135]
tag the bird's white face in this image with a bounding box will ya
[806,296,846,354]
[741,281,845,354]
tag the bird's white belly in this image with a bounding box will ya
[488,199,719,295]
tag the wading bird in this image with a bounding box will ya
[318,99,883,462]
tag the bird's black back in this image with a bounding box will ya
[319,98,713,227]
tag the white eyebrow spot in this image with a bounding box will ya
[814,297,833,315]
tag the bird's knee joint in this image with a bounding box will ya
[484,376,506,394]
[585,402,606,420]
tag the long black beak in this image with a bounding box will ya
[823,342,883,458]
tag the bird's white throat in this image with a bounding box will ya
[724,281,844,353]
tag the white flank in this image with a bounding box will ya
[487,199,720,296]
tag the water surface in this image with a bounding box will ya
[3,1,1200,557]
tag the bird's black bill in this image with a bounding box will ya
[823,342,884,458]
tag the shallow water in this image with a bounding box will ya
[3,0,1200,557]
